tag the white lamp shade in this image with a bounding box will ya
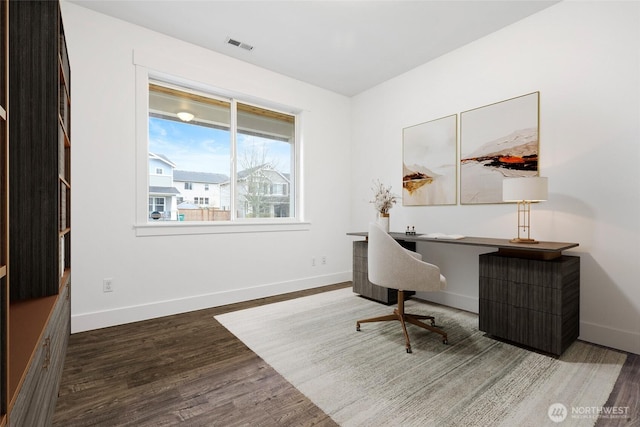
[503,176,548,202]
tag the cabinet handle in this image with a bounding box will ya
[43,336,51,370]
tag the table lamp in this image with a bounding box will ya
[503,176,548,243]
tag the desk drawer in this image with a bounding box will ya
[479,253,579,290]
[479,277,561,315]
[479,299,562,354]
[479,252,580,355]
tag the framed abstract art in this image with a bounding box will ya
[460,92,540,204]
[402,114,457,206]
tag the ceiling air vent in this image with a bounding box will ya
[226,37,254,51]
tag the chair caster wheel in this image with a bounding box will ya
[356,324,361,331]
[430,320,436,326]
[406,347,412,353]
[442,339,448,345]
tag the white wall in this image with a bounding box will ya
[351,1,640,354]
[61,2,353,332]
[62,1,640,355]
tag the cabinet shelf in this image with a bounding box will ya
[58,59,69,93]
[58,117,70,145]
[8,292,58,405]
[8,281,69,425]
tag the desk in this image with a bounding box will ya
[348,232,578,260]
[348,232,580,355]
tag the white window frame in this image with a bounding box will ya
[133,55,307,236]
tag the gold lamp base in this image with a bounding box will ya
[509,237,540,244]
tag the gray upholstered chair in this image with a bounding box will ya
[356,222,448,353]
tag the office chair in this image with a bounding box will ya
[356,222,448,353]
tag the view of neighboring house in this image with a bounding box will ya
[148,153,229,220]
[173,170,228,208]
[220,164,292,218]
[148,153,180,220]
[149,154,291,220]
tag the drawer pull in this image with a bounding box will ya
[43,336,51,370]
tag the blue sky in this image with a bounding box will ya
[149,117,291,175]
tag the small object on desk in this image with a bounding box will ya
[405,226,417,236]
[422,232,466,240]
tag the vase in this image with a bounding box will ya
[377,213,390,233]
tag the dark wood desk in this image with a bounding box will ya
[347,232,580,355]
[347,232,578,260]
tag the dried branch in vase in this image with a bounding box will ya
[370,180,398,214]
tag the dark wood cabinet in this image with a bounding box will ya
[1,1,71,424]
[479,252,580,355]
[1,0,8,423]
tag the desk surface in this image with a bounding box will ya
[347,232,579,255]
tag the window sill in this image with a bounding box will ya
[134,220,311,237]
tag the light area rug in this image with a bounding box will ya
[215,288,626,427]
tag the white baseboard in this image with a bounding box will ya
[416,290,479,314]
[71,272,351,333]
[73,278,640,356]
[579,320,640,355]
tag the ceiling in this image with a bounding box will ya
[68,1,559,97]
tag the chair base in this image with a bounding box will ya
[356,290,448,353]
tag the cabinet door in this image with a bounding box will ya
[8,0,60,300]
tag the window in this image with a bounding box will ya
[149,197,165,218]
[156,168,163,174]
[146,79,297,224]
[272,183,287,196]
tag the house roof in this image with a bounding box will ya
[149,153,176,168]
[237,165,290,182]
[173,170,228,184]
[149,186,181,196]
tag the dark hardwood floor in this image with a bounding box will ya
[597,352,640,427]
[53,283,349,427]
[53,282,638,426]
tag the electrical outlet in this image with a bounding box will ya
[103,278,114,293]
[321,256,327,265]
[311,257,316,267]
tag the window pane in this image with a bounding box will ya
[145,79,297,224]
[148,83,231,221]
[235,103,295,219]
